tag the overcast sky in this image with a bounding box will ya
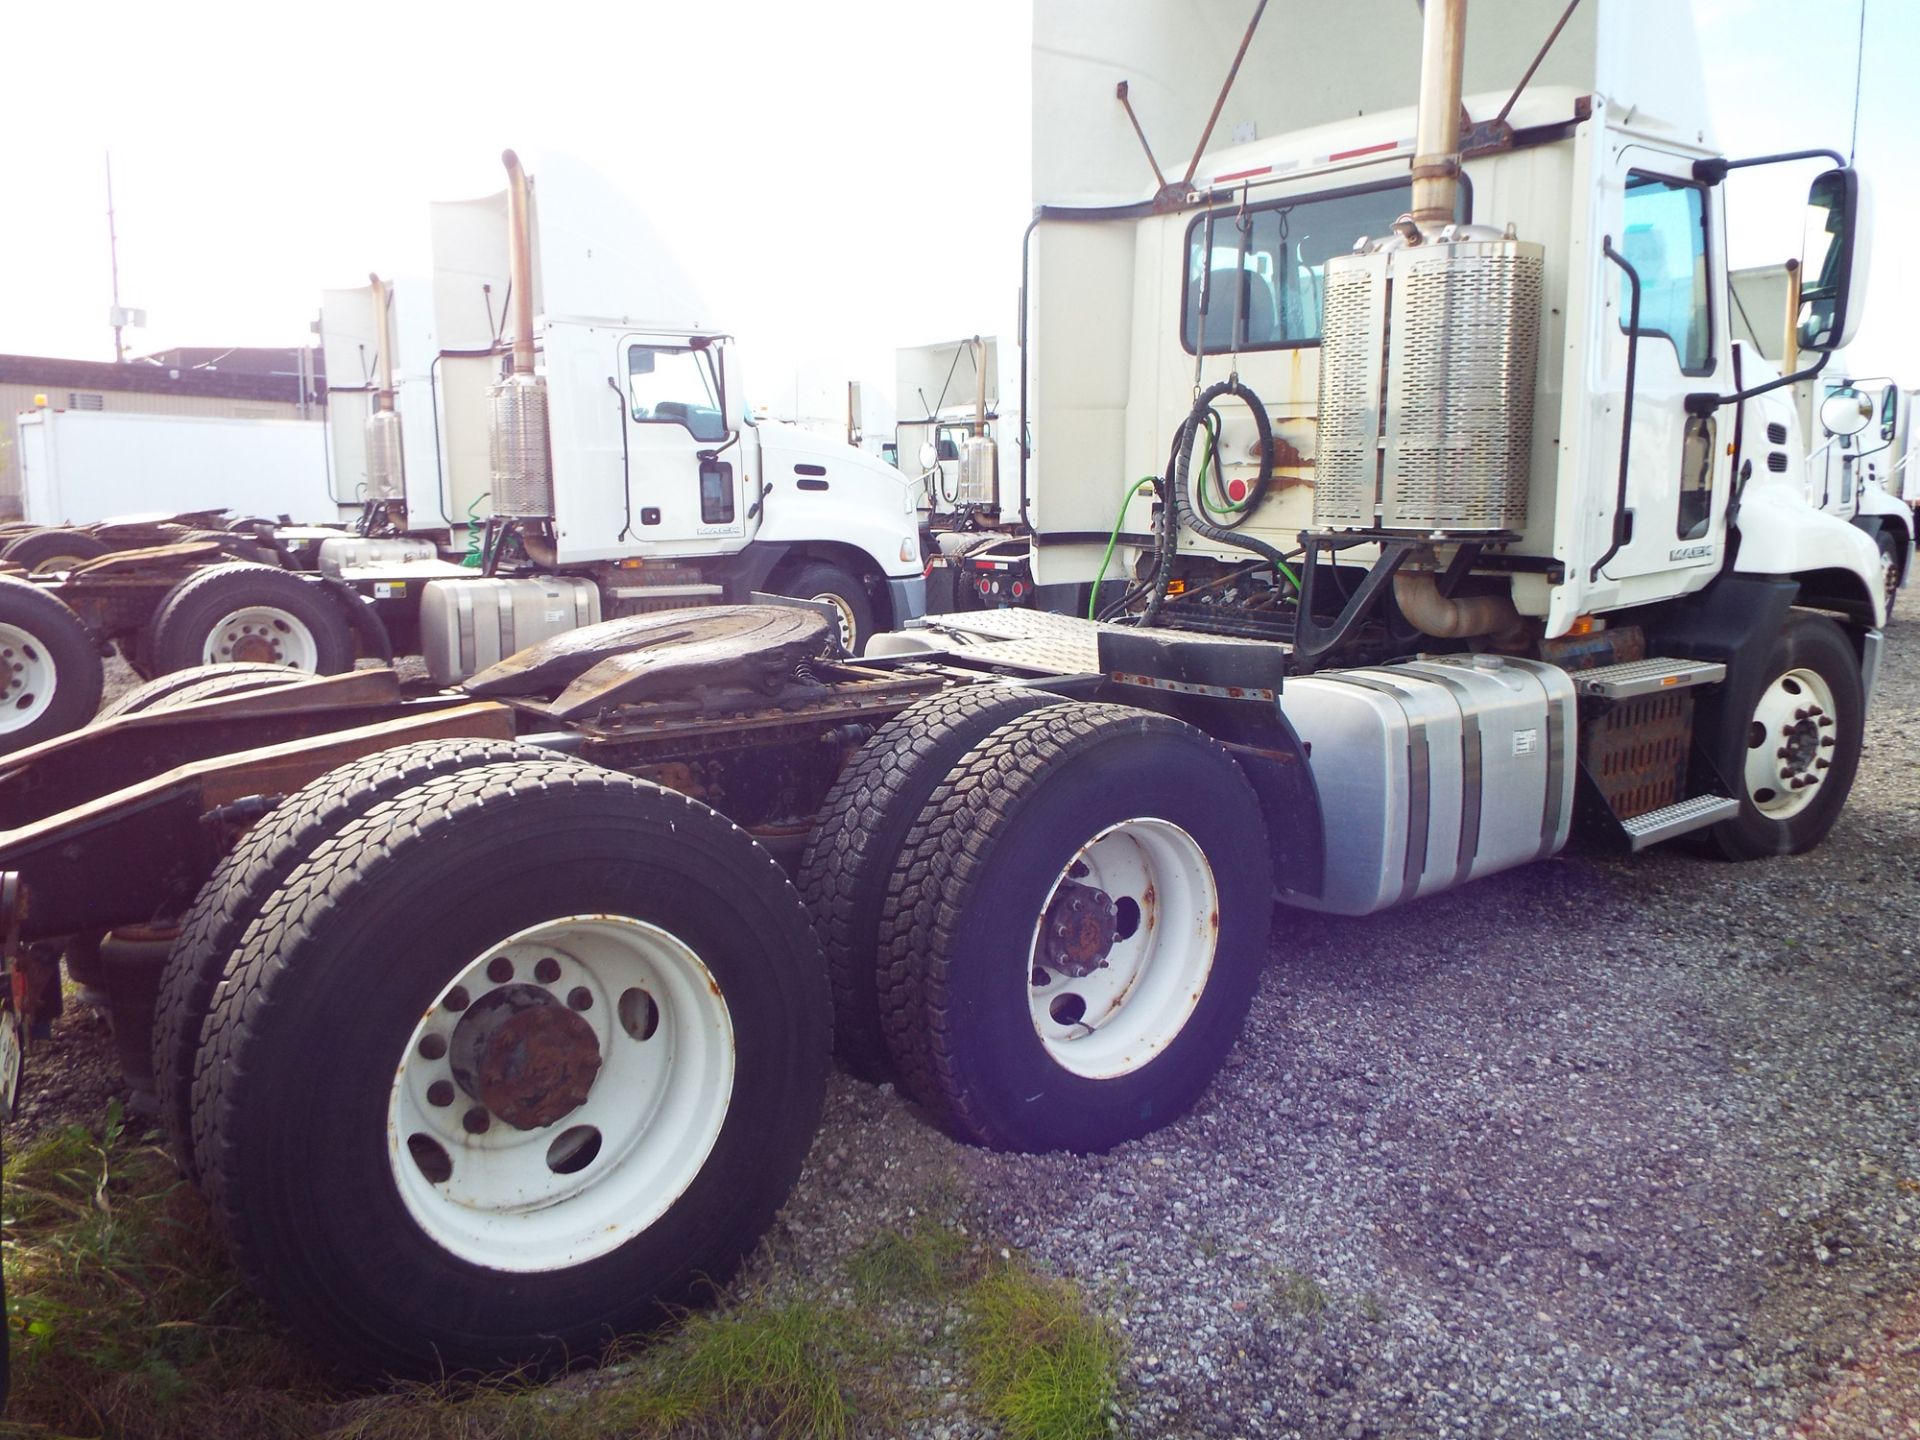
[0,0,1910,400]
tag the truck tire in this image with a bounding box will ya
[1710,611,1865,860]
[1877,532,1902,620]
[147,563,354,676]
[96,661,307,723]
[191,760,831,1374]
[798,684,1067,1079]
[876,702,1272,1153]
[778,561,874,655]
[153,737,566,1179]
[0,575,103,754]
[0,528,111,575]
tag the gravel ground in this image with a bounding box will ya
[18,625,1920,1436]
[757,615,1920,1439]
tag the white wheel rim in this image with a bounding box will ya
[387,915,735,1271]
[1743,665,1839,820]
[1026,818,1219,1080]
[812,592,858,650]
[0,622,57,734]
[201,605,318,669]
[27,552,92,577]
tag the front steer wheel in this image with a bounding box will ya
[777,561,874,655]
[1710,610,1864,860]
[190,760,832,1374]
[876,702,1272,1153]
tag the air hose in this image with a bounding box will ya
[1089,476,1160,619]
[461,493,490,568]
[1147,378,1290,620]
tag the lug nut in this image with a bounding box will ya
[1816,758,1831,770]
[1821,736,1835,748]
[1795,707,1810,721]
[1818,717,1834,728]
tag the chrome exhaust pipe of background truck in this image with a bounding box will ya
[490,149,556,520]
[369,273,397,412]
[503,149,538,377]
[363,272,406,506]
[1410,0,1468,229]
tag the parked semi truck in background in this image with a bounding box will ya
[0,0,1890,1385]
[1729,263,1913,613]
[0,151,925,752]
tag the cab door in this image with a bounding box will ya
[618,336,749,552]
[1590,147,1734,591]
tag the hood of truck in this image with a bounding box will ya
[755,423,921,576]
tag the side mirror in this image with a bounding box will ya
[1819,386,1873,438]
[1797,168,1871,353]
[917,442,939,472]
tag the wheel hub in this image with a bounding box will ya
[1038,880,1118,978]
[227,630,281,664]
[1746,667,1839,816]
[1780,717,1820,778]
[449,984,603,1130]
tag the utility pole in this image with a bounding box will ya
[106,151,124,364]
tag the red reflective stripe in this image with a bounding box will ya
[1326,140,1401,161]
[1214,164,1272,183]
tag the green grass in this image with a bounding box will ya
[3,1108,1129,1439]
[961,1264,1125,1440]
[3,1104,333,1439]
[846,1220,971,1302]
[1267,1264,1332,1321]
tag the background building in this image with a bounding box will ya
[0,346,322,518]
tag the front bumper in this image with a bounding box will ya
[887,575,928,626]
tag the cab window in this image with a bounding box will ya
[627,344,727,442]
[1620,173,1713,375]
[1181,179,1415,353]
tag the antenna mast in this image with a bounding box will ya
[106,152,124,364]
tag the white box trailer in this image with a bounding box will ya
[14,408,343,527]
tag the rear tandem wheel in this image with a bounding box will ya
[875,702,1274,1154]
[188,759,831,1373]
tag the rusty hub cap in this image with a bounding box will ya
[386,915,736,1272]
[1037,881,1119,979]
[450,987,603,1131]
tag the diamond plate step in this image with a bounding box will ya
[1575,656,1726,700]
[1620,794,1739,851]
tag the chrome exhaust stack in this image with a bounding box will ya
[364,272,406,506]
[489,149,556,520]
[1409,0,1468,231]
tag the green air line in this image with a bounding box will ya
[1089,477,1159,619]
[1189,421,1300,591]
[462,493,490,568]
[1194,417,1255,519]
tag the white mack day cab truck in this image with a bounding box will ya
[0,151,923,753]
[0,0,1888,1380]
